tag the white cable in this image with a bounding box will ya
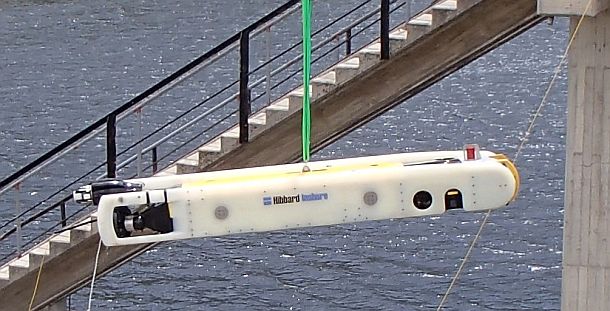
[87,239,103,311]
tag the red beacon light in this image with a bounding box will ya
[464,144,481,161]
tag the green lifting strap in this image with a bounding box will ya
[301,0,312,163]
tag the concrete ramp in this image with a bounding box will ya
[0,0,542,309]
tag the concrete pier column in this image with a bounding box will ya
[562,8,610,311]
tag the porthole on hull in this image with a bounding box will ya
[413,191,433,210]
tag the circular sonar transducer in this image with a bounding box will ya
[112,203,174,238]
[113,206,133,238]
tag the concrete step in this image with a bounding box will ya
[334,57,361,84]
[0,266,9,287]
[264,95,301,125]
[312,71,337,99]
[176,153,200,174]
[27,252,45,271]
[432,0,458,27]
[248,112,267,138]
[357,43,382,71]
[69,218,95,243]
[49,231,71,256]
[197,139,223,168]
[219,128,240,153]
[405,13,432,43]
[389,28,409,50]
[434,0,458,11]
[389,28,408,41]
[30,242,51,258]
[8,255,30,281]
[70,230,92,243]
[289,85,312,99]
[409,13,432,26]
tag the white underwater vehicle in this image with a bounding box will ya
[73,145,519,246]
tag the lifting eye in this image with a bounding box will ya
[413,191,433,210]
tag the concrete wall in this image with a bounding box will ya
[562,9,610,311]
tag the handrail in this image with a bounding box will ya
[76,0,381,181]
[109,81,239,177]
[0,0,300,196]
[109,0,383,177]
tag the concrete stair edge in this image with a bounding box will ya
[431,1,459,27]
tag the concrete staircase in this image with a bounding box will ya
[172,0,471,175]
[0,0,543,309]
[0,219,95,287]
[0,217,97,310]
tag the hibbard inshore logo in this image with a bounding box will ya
[263,193,329,206]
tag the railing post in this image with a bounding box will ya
[151,147,158,174]
[106,113,117,179]
[380,0,390,60]
[60,201,67,227]
[14,183,21,256]
[136,107,143,177]
[335,35,341,60]
[239,30,251,144]
[265,26,273,105]
[345,29,352,56]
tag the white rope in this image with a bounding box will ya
[87,238,103,311]
[435,1,594,309]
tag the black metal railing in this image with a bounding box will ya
[0,0,416,264]
[0,0,301,194]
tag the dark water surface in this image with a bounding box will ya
[1,1,568,310]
